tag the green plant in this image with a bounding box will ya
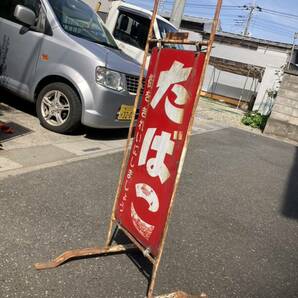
[241,112,269,130]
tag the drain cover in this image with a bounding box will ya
[0,122,32,142]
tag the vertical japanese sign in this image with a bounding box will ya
[115,48,205,257]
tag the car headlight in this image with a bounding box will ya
[96,67,126,92]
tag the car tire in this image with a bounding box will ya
[36,82,82,134]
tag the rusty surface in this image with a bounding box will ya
[118,225,156,264]
[33,2,223,298]
[165,32,189,41]
[150,39,209,46]
[0,121,13,148]
[34,244,136,270]
[148,1,223,297]
[0,121,14,134]
[105,0,161,249]
[155,292,208,298]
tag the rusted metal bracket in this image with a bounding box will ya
[118,224,156,264]
[149,30,209,47]
[0,121,14,134]
[155,292,207,298]
[34,244,136,270]
[149,39,209,46]
[166,32,190,41]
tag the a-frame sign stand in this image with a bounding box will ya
[34,1,222,297]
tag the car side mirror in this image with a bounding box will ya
[14,5,36,27]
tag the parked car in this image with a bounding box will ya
[0,0,142,133]
[104,1,183,66]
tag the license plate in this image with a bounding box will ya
[117,105,134,121]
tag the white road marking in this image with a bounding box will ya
[0,157,22,172]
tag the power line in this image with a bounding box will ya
[239,4,262,36]
[261,8,298,19]
[253,16,298,31]
[130,0,298,18]
[127,0,298,42]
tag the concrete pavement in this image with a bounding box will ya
[0,91,227,177]
[0,128,297,297]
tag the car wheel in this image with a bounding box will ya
[36,82,82,133]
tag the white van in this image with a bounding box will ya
[104,1,182,66]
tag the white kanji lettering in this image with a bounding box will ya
[135,183,159,212]
[138,119,145,132]
[138,128,174,184]
[127,169,133,179]
[150,61,192,124]
[131,203,155,240]
[151,61,192,107]
[144,90,151,103]
[148,74,155,89]
[165,84,190,124]
[141,106,148,118]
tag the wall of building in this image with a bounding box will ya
[203,66,258,102]
[81,0,291,113]
[254,66,282,114]
[211,42,288,68]
[265,72,298,142]
[202,41,289,109]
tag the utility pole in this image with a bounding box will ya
[170,0,186,29]
[159,0,165,13]
[242,4,262,36]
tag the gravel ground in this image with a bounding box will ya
[197,97,298,146]
[197,97,261,134]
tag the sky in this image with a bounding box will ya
[126,0,298,44]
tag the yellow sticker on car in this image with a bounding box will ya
[117,105,134,121]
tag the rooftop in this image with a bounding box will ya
[203,31,298,51]
[161,12,213,24]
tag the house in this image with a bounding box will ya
[169,13,297,114]
[201,32,298,113]
[84,0,298,116]
[264,69,298,142]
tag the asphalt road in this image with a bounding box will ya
[0,128,297,298]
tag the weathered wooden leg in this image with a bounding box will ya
[105,220,118,247]
[155,292,207,298]
[34,244,136,270]
[147,257,160,298]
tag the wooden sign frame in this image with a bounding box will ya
[34,1,222,297]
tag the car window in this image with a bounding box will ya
[157,19,183,50]
[48,0,118,49]
[157,19,178,39]
[114,10,150,50]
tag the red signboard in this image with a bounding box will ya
[115,48,206,257]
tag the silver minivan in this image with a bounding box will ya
[0,0,142,133]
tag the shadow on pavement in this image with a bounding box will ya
[84,127,129,141]
[114,229,152,280]
[0,87,36,116]
[282,147,298,219]
[0,88,130,141]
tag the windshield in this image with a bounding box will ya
[48,0,118,48]
[157,19,183,50]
